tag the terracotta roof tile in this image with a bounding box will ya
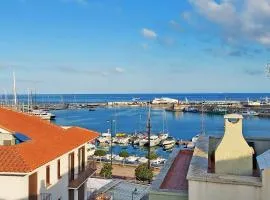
[0,108,99,173]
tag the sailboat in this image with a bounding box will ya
[159,110,169,141]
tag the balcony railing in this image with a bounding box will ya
[68,161,97,189]
[40,193,52,200]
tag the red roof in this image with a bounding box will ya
[0,108,99,173]
[160,150,193,191]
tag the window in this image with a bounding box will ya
[78,146,85,173]
[46,165,50,186]
[57,159,61,179]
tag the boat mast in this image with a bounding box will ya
[201,101,205,135]
[13,71,17,108]
[147,103,151,171]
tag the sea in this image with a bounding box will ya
[9,93,270,159]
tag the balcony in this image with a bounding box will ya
[40,193,52,200]
[68,161,97,189]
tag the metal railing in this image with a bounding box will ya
[40,193,52,200]
[69,161,97,189]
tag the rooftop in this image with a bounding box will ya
[186,135,262,187]
[160,150,193,191]
[150,148,193,197]
[0,107,99,173]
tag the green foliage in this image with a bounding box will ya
[94,149,106,157]
[119,150,129,158]
[100,163,113,179]
[135,163,153,182]
[145,152,158,160]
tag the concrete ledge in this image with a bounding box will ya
[187,135,262,187]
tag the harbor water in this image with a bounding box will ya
[52,106,270,159]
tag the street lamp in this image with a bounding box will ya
[107,119,115,167]
[132,188,137,200]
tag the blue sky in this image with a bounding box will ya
[0,0,270,94]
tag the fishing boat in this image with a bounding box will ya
[211,107,227,115]
[162,137,176,150]
[242,110,259,116]
[184,107,199,113]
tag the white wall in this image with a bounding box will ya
[0,175,28,200]
[0,143,89,200]
[189,180,262,200]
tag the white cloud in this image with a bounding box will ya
[188,0,270,46]
[182,11,192,22]
[114,67,125,73]
[141,28,157,39]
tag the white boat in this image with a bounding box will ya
[138,157,148,164]
[87,143,96,156]
[114,137,130,145]
[30,109,55,120]
[149,135,161,147]
[187,142,195,149]
[159,133,169,141]
[97,131,111,143]
[139,138,148,146]
[152,97,179,104]
[242,110,259,116]
[114,155,124,162]
[126,156,139,163]
[151,157,166,166]
[191,134,200,143]
[105,154,116,161]
[162,137,176,150]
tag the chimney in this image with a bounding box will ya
[215,114,253,176]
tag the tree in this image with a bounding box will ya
[135,163,153,182]
[94,149,106,157]
[100,163,113,179]
[145,152,158,160]
[94,149,106,163]
[119,150,129,158]
[119,150,129,165]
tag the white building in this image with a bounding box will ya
[150,114,270,200]
[0,107,99,200]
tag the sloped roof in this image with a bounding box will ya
[0,107,99,173]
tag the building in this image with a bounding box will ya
[150,114,270,200]
[0,107,99,200]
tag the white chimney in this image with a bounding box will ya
[215,114,253,176]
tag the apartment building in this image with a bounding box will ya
[0,107,99,200]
